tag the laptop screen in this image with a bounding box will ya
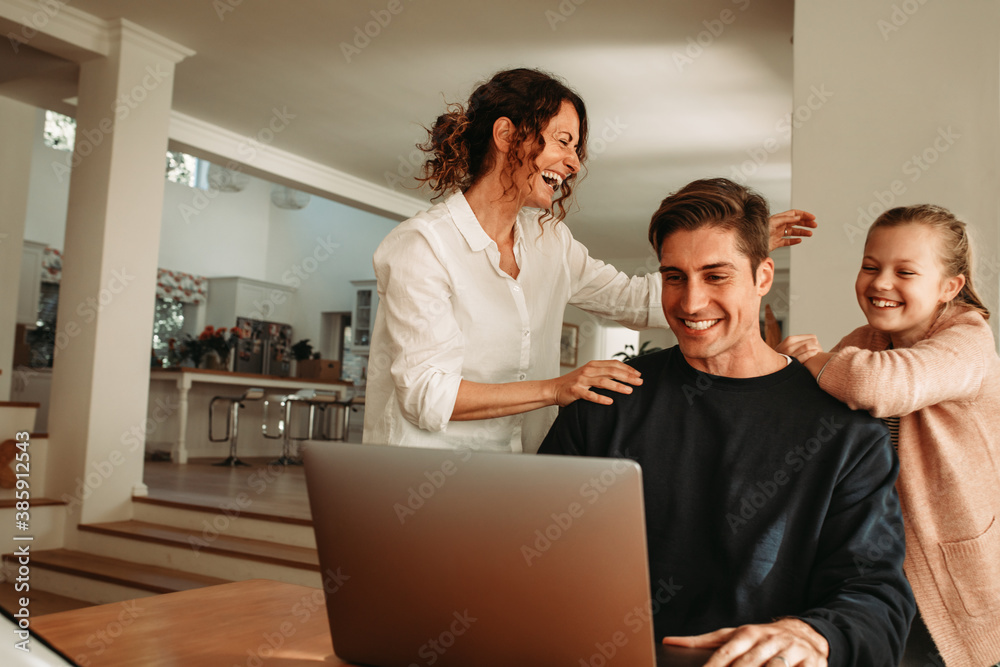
[304,442,658,667]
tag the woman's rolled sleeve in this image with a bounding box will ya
[375,227,465,432]
[561,226,667,329]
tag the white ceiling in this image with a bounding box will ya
[1,0,794,261]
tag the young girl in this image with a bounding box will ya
[780,205,1000,667]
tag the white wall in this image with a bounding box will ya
[158,174,272,279]
[24,110,71,249]
[264,194,400,349]
[791,0,1000,348]
[0,99,38,400]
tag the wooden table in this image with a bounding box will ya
[34,579,345,666]
[32,579,715,666]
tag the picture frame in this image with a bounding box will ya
[560,323,579,367]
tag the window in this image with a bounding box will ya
[43,110,75,151]
[166,150,209,188]
[152,298,200,366]
[42,110,208,188]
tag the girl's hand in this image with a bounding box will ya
[769,210,817,251]
[763,305,782,349]
[550,360,643,407]
[777,334,824,363]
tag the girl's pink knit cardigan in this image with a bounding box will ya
[821,305,1000,667]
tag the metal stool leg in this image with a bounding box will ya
[271,399,303,466]
[213,400,249,467]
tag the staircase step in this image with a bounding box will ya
[1,549,229,595]
[0,497,65,509]
[79,521,319,571]
[133,495,312,526]
[0,581,91,616]
[132,497,316,548]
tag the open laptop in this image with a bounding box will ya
[304,442,713,667]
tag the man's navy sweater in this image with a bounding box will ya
[538,346,915,667]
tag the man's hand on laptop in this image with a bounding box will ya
[661,618,829,667]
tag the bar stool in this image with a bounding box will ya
[262,389,339,465]
[209,387,265,467]
[315,396,361,441]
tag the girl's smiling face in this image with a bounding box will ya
[855,223,965,347]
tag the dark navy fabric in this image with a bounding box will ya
[538,346,915,667]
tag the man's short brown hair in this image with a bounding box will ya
[648,178,771,281]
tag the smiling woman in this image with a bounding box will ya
[363,68,666,453]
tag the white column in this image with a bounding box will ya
[46,19,193,525]
[790,0,1000,348]
[0,98,38,401]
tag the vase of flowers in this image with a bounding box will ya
[198,325,242,371]
[169,326,241,370]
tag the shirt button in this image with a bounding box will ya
[512,285,521,292]
[523,330,529,337]
[519,373,526,380]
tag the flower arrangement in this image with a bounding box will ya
[168,326,242,368]
[200,325,242,357]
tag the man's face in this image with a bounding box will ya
[658,226,773,374]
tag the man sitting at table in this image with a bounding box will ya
[538,178,915,667]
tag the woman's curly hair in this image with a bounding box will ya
[417,68,588,223]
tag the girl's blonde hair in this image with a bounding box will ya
[868,204,990,320]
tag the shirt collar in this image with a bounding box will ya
[445,191,530,253]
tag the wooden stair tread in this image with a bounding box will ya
[80,521,319,570]
[0,581,92,616]
[133,496,313,527]
[0,497,66,509]
[2,549,229,594]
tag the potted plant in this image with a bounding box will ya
[613,341,663,361]
[291,339,314,362]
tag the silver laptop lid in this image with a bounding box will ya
[304,442,656,667]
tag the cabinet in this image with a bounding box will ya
[205,277,296,327]
[351,280,378,354]
[17,241,46,326]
